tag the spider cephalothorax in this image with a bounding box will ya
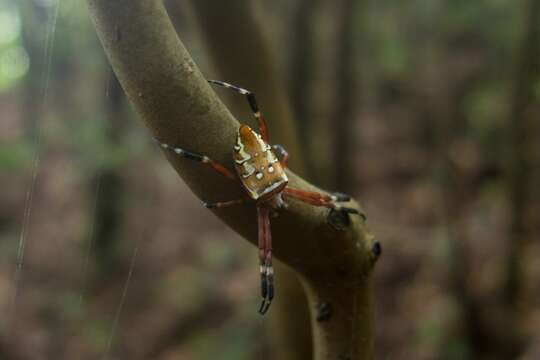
[234,125,288,203]
[157,80,359,314]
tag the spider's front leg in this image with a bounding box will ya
[156,139,236,180]
[257,206,274,315]
[156,139,249,209]
[208,80,269,143]
[283,187,361,215]
[203,198,247,209]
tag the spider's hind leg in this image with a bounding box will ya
[257,206,274,315]
[259,253,274,315]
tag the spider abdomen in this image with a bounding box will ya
[233,125,288,200]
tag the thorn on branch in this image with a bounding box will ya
[371,241,382,261]
[327,208,351,230]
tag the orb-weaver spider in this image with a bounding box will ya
[157,80,360,314]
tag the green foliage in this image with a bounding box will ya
[0,141,33,170]
[0,0,29,91]
[45,113,148,176]
[190,322,257,360]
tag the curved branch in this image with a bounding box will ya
[87,0,378,358]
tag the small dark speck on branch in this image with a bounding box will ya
[316,302,332,322]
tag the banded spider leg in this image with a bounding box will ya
[257,206,274,315]
[155,136,276,314]
[283,188,360,214]
[208,80,269,143]
[156,140,237,180]
[155,139,251,209]
[272,144,289,169]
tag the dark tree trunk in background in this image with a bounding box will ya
[422,6,488,356]
[429,63,482,360]
[504,0,539,307]
[288,0,319,175]
[91,71,127,280]
[503,0,540,354]
[333,0,362,193]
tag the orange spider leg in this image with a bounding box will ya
[283,187,358,214]
[156,140,236,180]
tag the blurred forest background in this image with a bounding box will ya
[1,0,539,359]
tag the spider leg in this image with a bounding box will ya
[208,80,269,143]
[257,206,274,315]
[261,208,274,315]
[204,198,247,209]
[283,187,360,214]
[260,253,274,315]
[257,206,268,303]
[272,144,289,169]
[156,139,236,180]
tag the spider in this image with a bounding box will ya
[156,80,360,314]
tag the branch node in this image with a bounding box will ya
[371,241,382,262]
[315,302,332,322]
[327,209,351,230]
[182,57,195,74]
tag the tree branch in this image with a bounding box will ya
[87,0,378,358]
